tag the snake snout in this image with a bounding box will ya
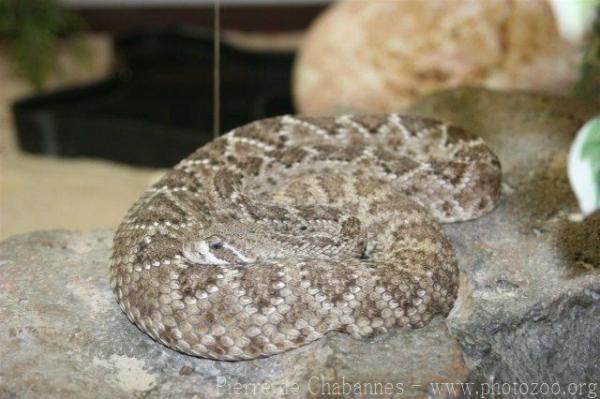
[182,235,257,266]
[182,240,222,265]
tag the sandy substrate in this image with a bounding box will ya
[0,34,163,241]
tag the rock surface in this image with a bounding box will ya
[1,89,599,398]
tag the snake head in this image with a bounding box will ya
[182,233,256,266]
[182,216,367,267]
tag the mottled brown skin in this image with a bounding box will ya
[111,114,502,360]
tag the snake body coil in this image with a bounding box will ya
[111,114,501,360]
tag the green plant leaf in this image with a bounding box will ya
[569,115,600,216]
[0,0,87,91]
[581,118,600,203]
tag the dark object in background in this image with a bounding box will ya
[12,28,295,167]
[75,4,326,33]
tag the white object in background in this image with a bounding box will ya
[568,115,600,216]
[548,0,598,44]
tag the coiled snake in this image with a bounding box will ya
[111,114,501,360]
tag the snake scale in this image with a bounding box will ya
[111,114,501,360]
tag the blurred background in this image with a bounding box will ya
[0,0,598,240]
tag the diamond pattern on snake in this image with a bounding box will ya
[111,114,501,360]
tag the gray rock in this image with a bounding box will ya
[1,88,598,398]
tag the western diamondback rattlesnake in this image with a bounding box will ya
[111,114,501,360]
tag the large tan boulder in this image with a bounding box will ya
[293,0,585,115]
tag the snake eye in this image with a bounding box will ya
[208,236,223,250]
